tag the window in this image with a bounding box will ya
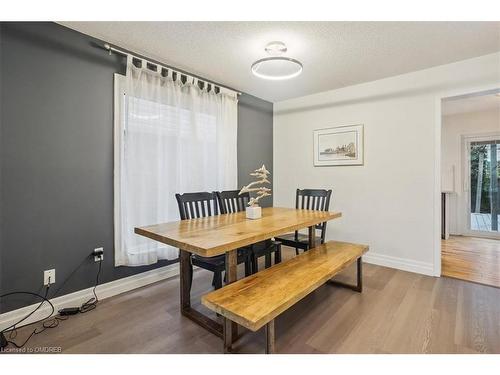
[113,68,237,266]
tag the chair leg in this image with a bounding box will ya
[213,271,223,290]
[251,253,258,274]
[244,258,252,277]
[275,244,282,264]
[265,253,271,268]
[295,247,299,255]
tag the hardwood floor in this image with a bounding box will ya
[6,247,500,354]
[442,235,500,288]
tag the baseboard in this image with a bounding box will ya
[363,252,434,277]
[0,263,179,331]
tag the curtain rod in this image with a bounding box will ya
[103,43,241,96]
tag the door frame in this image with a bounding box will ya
[434,83,500,277]
[461,133,500,239]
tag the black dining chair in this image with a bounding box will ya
[274,189,332,255]
[175,191,252,291]
[216,190,282,273]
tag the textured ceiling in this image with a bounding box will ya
[59,22,500,103]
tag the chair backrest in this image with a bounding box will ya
[295,188,332,243]
[175,191,219,220]
[216,190,250,214]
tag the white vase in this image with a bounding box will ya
[246,205,262,220]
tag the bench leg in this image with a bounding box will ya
[327,257,363,293]
[357,256,363,292]
[265,320,276,354]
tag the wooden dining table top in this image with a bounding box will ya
[135,207,342,257]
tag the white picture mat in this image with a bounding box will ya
[313,124,364,166]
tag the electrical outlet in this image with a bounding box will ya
[44,269,55,286]
[93,247,104,262]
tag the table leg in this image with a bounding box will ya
[179,249,192,310]
[224,249,238,350]
[179,249,223,337]
[308,226,316,249]
[223,319,232,353]
[265,320,276,354]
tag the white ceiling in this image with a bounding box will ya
[443,93,500,116]
[59,22,500,103]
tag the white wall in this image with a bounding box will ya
[273,52,500,276]
[441,109,500,235]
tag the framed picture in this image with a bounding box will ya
[313,124,364,166]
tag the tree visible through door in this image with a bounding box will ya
[470,139,500,232]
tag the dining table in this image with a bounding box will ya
[134,206,342,342]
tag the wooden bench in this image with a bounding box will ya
[201,240,369,353]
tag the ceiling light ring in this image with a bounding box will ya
[251,56,303,81]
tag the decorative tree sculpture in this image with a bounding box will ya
[239,164,272,219]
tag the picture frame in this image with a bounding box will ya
[313,124,364,166]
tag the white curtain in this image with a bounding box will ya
[114,56,238,266]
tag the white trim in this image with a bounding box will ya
[113,73,124,266]
[0,263,179,331]
[434,96,443,276]
[363,252,434,277]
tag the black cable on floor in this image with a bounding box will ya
[0,287,58,349]
[0,259,102,349]
[0,288,52,334]
[80,259,102,313]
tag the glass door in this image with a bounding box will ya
[467,136,500,235]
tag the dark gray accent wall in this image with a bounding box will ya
[0,24,3,304]
[0,22,273,313]
[237,94,273,207]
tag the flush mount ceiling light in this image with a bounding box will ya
[251,41,303,80]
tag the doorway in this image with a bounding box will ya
[440,90,500,288]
